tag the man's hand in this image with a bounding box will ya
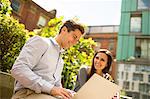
[50,86,72,99]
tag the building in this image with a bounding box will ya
[116,0,150,99]
[10,0,56,31]
[85,25,119,78]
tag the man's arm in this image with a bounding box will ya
[11,36,54,94]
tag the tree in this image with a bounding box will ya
[0,14,27,72]
[62,37,96,89]
[0,0,12,15]
[0,0,27,72]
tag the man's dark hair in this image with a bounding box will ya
[59,20,84,34]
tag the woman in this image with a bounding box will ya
[74,49,114,92]
[74,49,120,98]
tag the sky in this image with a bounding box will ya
[33,0,122,26]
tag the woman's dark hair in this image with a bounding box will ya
[59,20,84,34]
[88,49,113,79]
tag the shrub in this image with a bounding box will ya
[0,0,12,15]
[0,14,27,72]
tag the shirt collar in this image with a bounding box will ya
[50,37,65,53]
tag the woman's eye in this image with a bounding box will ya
[101,58,105,61]
[95,57,99,59]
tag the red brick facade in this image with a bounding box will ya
[10,0,56,31]
[85,25,119,78]
[85,33,117,57]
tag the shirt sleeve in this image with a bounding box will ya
[55,59,64,88]
[55,78,62,88]
[11,36,54,94]
[74,67,88,92]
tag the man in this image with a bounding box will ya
[11,20,84,99]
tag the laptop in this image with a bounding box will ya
[72,73,121,99]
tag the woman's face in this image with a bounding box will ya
[94,52,108,72]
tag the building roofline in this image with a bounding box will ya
[88,25,119,27]
[31,0,56,18]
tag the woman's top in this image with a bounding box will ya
[74,66,89,92]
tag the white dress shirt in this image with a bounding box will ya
[11,36,64,94]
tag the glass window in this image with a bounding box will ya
[11,0,20,12]
[136,65,150,72]
[135,39,141,58]
[132,82,134,90]
[121,72,124,79]
[138,0,150,9]
[123,81,129,89]
[126,72,128,80]
[142,95,150,99]
[130,16,141,33]
[145,66,150,72]
[133,73,143,81]
[117,72,120,79]
[135,38,150,59]
[139,83,145,92]
[124,64,131,71]
[139,83,150,93]
[37,16,46,27]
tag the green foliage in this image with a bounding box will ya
[39,17,96,89]
[26,31,36,39]
[120,90,126,96]
[0,0,12,15]
[39,16,64,37]
[0,14,27,72]
[62,38,96,89]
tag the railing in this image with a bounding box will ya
[87,25,119,34]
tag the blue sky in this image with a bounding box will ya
[33,0,122,26]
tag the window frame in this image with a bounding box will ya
[149,75,150,83]
[130,13,142,33]
[11,0,21,13]
[135,38,150,60]
[133,73,143,81]
[37,15,47,27]
[138,0,150,10]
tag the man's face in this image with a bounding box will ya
[61,28,82,49]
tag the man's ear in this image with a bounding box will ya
[61,26,67,33]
